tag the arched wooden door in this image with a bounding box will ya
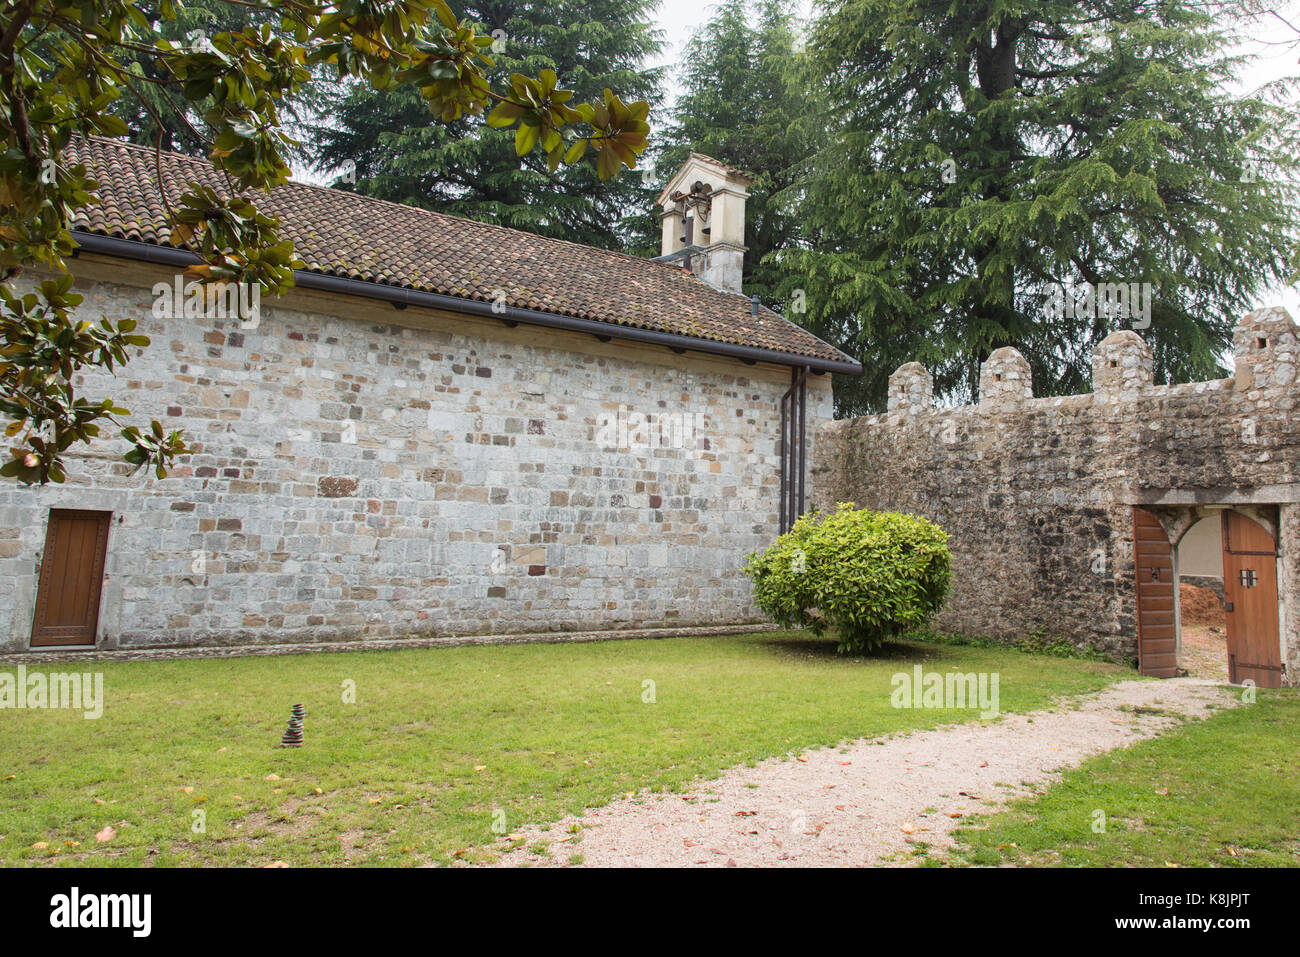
[1221,511,1282,688]
[1132,508,1177,677]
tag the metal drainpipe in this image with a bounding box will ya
[780,365,811,534]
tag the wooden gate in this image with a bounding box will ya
[1132,508,1177,677]
[1221,511,1282,688]
[30,509,112,647]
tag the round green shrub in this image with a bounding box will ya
[743,503,952,654]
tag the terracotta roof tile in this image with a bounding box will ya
[65,137,852,366]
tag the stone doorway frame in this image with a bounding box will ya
[1133,498,1289,685]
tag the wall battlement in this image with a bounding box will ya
[814,307,1299,677]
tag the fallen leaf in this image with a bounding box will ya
[64,840,80,848]
[31,842,48,850]
[949,812,963,819]
[823,784,836,789]
[451,848,467,858]
[179,787,194,794]
[265,773,281,782]
[263,861,289,868]
[796,756,808,763]
[473,765,487,772]
[734,810,757,817]
[683,839,699,847]
[95,826,117,844]
[837,761,851,766]
[313,788,323,795]
[368,797,383,805]
[979,761,988,767]
[900,822,916,834]
[1155,788,1169,796]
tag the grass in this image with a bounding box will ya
[949,690,1300,867]
[0,630,1128,867]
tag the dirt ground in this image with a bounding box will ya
[1179,583,1228,683]
[491,678,1234,868]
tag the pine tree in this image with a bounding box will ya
[308,0,665,250]
[782,0,1300,414]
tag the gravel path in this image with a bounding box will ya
[493,678,1235,868]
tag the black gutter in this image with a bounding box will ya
[72,231,864,375]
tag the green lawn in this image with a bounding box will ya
[0,631,1126,866]
[949,690,1300,867]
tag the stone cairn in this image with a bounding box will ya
[280,703,306,747]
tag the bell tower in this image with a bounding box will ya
[655,153,752,294]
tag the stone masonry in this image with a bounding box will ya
[814,309,1299,681]
[0,256,832,651]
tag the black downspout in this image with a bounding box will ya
[779,382,788,534]
[780,365,810,534]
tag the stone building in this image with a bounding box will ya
[814,309,1300,687]
[1,138,858,654]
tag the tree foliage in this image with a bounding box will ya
[0,0,649,483]
[307,0,665,250]
[782,0,1300,414]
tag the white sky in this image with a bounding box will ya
[648,1,1300,313]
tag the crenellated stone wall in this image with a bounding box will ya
[0,256,833,651]
[814,308,1300,680]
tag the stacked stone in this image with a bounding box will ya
[280,704,305,747]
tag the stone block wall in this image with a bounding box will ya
[0,256,832,651]
[814,311,1300,678]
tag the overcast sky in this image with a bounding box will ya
[645,0,1300,313]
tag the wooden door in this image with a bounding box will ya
[1133,508,1177,677]
[1222,511,1282,688]
[30,509,112,647]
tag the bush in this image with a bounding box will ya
[743,503,952,654]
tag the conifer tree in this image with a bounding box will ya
[309,0,666,250]
[783,0,1300,413]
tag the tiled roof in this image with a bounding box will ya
[65,137,852,367]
